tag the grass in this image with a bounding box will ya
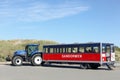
[0,40,58,61]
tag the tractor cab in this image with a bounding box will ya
[25,44,39,57]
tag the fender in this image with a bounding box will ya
[14,50,26,56]
[31,51,43,58]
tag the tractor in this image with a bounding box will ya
[11,44,43,66]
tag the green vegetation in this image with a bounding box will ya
[0,40,120,62]
[115,46,120,61]
[0,40,58,61]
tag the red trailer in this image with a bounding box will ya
[42,43,115,69]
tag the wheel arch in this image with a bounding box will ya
[12,55,24,60]
[31,52,43,58]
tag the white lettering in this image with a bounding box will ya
[62,54,82,58]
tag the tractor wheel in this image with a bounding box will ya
[31,54,42,66]
[12,56,23,66]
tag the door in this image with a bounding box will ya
[106,45,111,62]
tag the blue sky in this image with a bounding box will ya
[0,0,120,46]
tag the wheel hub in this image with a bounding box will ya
[34,56,42,65]
[16,59,22,65]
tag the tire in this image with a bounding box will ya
[12,56,23,66]
[31,54,42,66]
[80,63,88,69]
[80,63,92,69]
[89,63,99,69]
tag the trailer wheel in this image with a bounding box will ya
[12,56,23,66]
[80,64,88,69]
[89,63,99,69]
[31,54,42,66]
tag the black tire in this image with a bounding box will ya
[89,63,99,69]
[12,56,23,66]
[80,63,88,69]
[31,54,43,66]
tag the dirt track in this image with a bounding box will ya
[0,62,120,80]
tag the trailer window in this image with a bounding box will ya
[93,47,99,53]
[68,48,71,53]
[85,47,92,53]
[102,47,106,53]
[53,48,57,53]
[106,46,110,53]
[50,48,54,53]
[102,45,111,53]
[79,47,84,53]
[72,47,78,53]
[62,48,66,53]
[111,46,115,53]
[44,48,48,53]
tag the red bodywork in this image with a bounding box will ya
[43,53,101,63]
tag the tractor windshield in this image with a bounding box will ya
[25,44,39,56]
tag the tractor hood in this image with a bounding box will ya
[14,50,26,56]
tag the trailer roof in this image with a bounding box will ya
[43,43,114,48]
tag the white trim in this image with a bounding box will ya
[111,52,115,61]
[100,43,103,65]
[43,60,101,63]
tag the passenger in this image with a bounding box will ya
[72,48,76,53]
[85,49,91,53]
[85,49,88,53]
[93,49,96,53]
[88,49,92,53]
[79,50,81,53]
